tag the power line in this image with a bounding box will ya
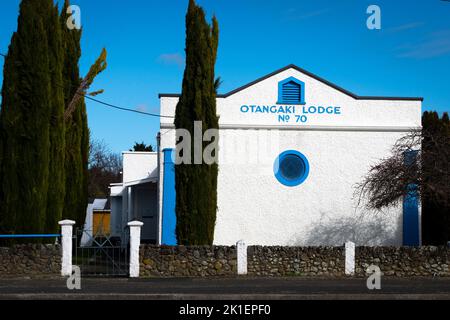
[0,51,174,119]
[83,94,173,118]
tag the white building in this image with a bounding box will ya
[110,152,159,243]
[112,65,422,247]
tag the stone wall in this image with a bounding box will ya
[355,246,449,277]
[140,245,449,278]
[247,246,345,277]
[247,246,449,277]
[1,244,446,278]
[0,244,61,277]
[140,245,237,277]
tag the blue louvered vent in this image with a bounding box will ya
[281,81,301,104]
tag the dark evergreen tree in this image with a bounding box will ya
[130,142,154,152]
[45,2,66,233]
[60,0,89,226]
[422,111,450,245]
[0,0,53,237]
[0,0,104,237]
[174,0,219,245]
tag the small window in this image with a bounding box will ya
[278,77,305,105]
[274,150,309,187]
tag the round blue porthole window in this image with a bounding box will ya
[274,150,310,187]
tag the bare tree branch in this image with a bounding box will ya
[64,48,107,121]
[355,127,450,210]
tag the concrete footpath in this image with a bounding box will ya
[0,277,449,300]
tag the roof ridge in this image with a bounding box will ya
[159,64,423,101]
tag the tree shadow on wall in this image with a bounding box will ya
[292,212,401,247]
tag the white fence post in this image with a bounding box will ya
[128,221,144,278]
[345,241,355,276]
[237,240,247,275]
[58,220,75,277]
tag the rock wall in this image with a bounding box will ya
[0,244,61,277]
[140,245,449,278]
[355,246,449,277]
[140,245,237,277]
[1,244,447,278]
[247,246,345,277]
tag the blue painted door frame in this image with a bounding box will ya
[403,150,420,246]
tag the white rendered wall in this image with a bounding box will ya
[214,129,404,246]
[159,67,422,246]
[113,153,158,240]
[160,68,422,129]
[123,152,158,184]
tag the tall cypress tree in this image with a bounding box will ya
[422,111,450,245]
[60,0,89,226]
[175,0,219,245]
[45,2,66,233]
[0,0,53,237]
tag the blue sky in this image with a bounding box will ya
[1,0,450,153]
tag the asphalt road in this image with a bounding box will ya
[0,277,449,300]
